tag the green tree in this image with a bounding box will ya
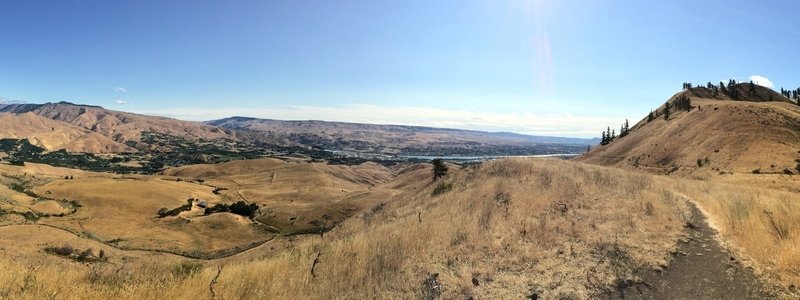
[624,119,629,134]
[432,159,448,180]
[601,130,607,145]
[719,81,727,95]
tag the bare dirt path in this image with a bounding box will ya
[607,202,774,299]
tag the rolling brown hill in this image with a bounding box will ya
[578,83,800,175]
[0,112,135,153]
[0,102,232,147]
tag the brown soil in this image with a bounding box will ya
[607,203,773,299]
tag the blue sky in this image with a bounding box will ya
[1,0,798,137]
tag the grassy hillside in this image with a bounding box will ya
[0,158,691,299]
[578,83,800,294]
[0,102,231,145]
[2,155,798,298]
[579,85,800,176]
[0,112,135,153]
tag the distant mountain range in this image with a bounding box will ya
[207,116,598,155]
[0,101,597,156]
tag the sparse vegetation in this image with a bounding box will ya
[156,199,194,218]
[44,245,106,263]
[204,201,260,218]
[431,158,448,180]
[44,245,74,256]
[431,182,452,196]
[172,261,203,279]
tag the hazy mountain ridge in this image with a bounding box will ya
[0,101,597,156]
[207,116,598,155]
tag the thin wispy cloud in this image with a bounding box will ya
[114,87,128,93]
[0,97,23,104]
[114,99,127,105]
[136,104,623,138]
[749,75,774,89]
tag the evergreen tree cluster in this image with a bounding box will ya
[729,85,740,100]
[600,119,630,146]
[682,80,739,91]
[779,87,800,105]
[682,79,745,99]
[619,119,630,138]
[674,96,692,111]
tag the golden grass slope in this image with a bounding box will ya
[0,158,692,299]
[579,94,800,176]
[578,85,800,294]
[163,158,398,234]
[161,158,288,178]
[0,112,135,153]
[32,177,274,256]
[0,102,231,146]
[0,158,409,261]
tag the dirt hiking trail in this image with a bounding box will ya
[608,202,774,299]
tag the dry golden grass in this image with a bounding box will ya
[163,158,397,234]
[28,177,275,255]
[579,97,800,176]
[0,158,691,299]
[0,158,404,261]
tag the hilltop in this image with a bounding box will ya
[579,83,800,175]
